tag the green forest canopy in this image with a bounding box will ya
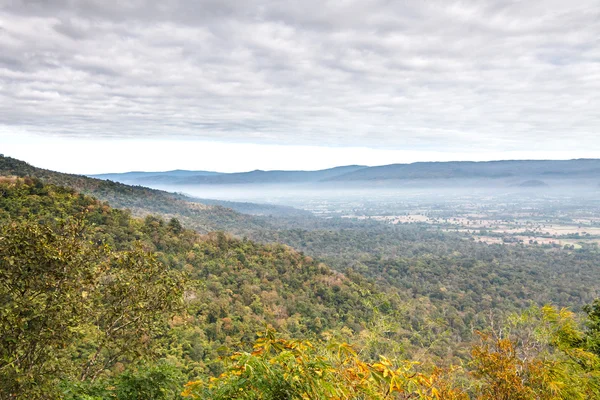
[2,168,600,398]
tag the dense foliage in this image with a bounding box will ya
[184,307,600,399]
[0,192,185,398]
[3,163,600,398]
[0,178,398,398]
[254,225,600,356]
[182,327,467,399]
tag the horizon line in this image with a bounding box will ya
[85,157,599,176]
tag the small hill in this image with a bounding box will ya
[192,198,313,217]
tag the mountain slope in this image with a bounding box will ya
[4,176,599,400]
[0,177,397,380]
[0,155,269,233]
[191,198,313,217]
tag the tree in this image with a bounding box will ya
[0,217,185,399]
[470,306,600,399]
[583,299,600,356]
[168,218,184,234]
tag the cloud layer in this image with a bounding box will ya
[1,0,599,153]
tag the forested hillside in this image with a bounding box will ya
[256,227,600,338]
[0,155,270,233]
[4,161,600,398]
[0,177,403,398]
[4,156,600,355]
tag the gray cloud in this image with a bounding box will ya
[0,0,599,153]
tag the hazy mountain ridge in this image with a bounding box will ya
[91,159,600,187]
[91,165,368,185]
[328,159,600,182]
[92,169,222,183]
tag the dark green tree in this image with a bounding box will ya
[583,299,600,356]
[0,218,185,399]
[168,218,184,234]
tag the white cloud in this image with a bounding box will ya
[0,0,599,170]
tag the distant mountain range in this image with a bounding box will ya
[326,159,600,181]
[91,159,600,187]
[91,165,367,185]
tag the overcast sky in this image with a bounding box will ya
[1,0,599,173]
